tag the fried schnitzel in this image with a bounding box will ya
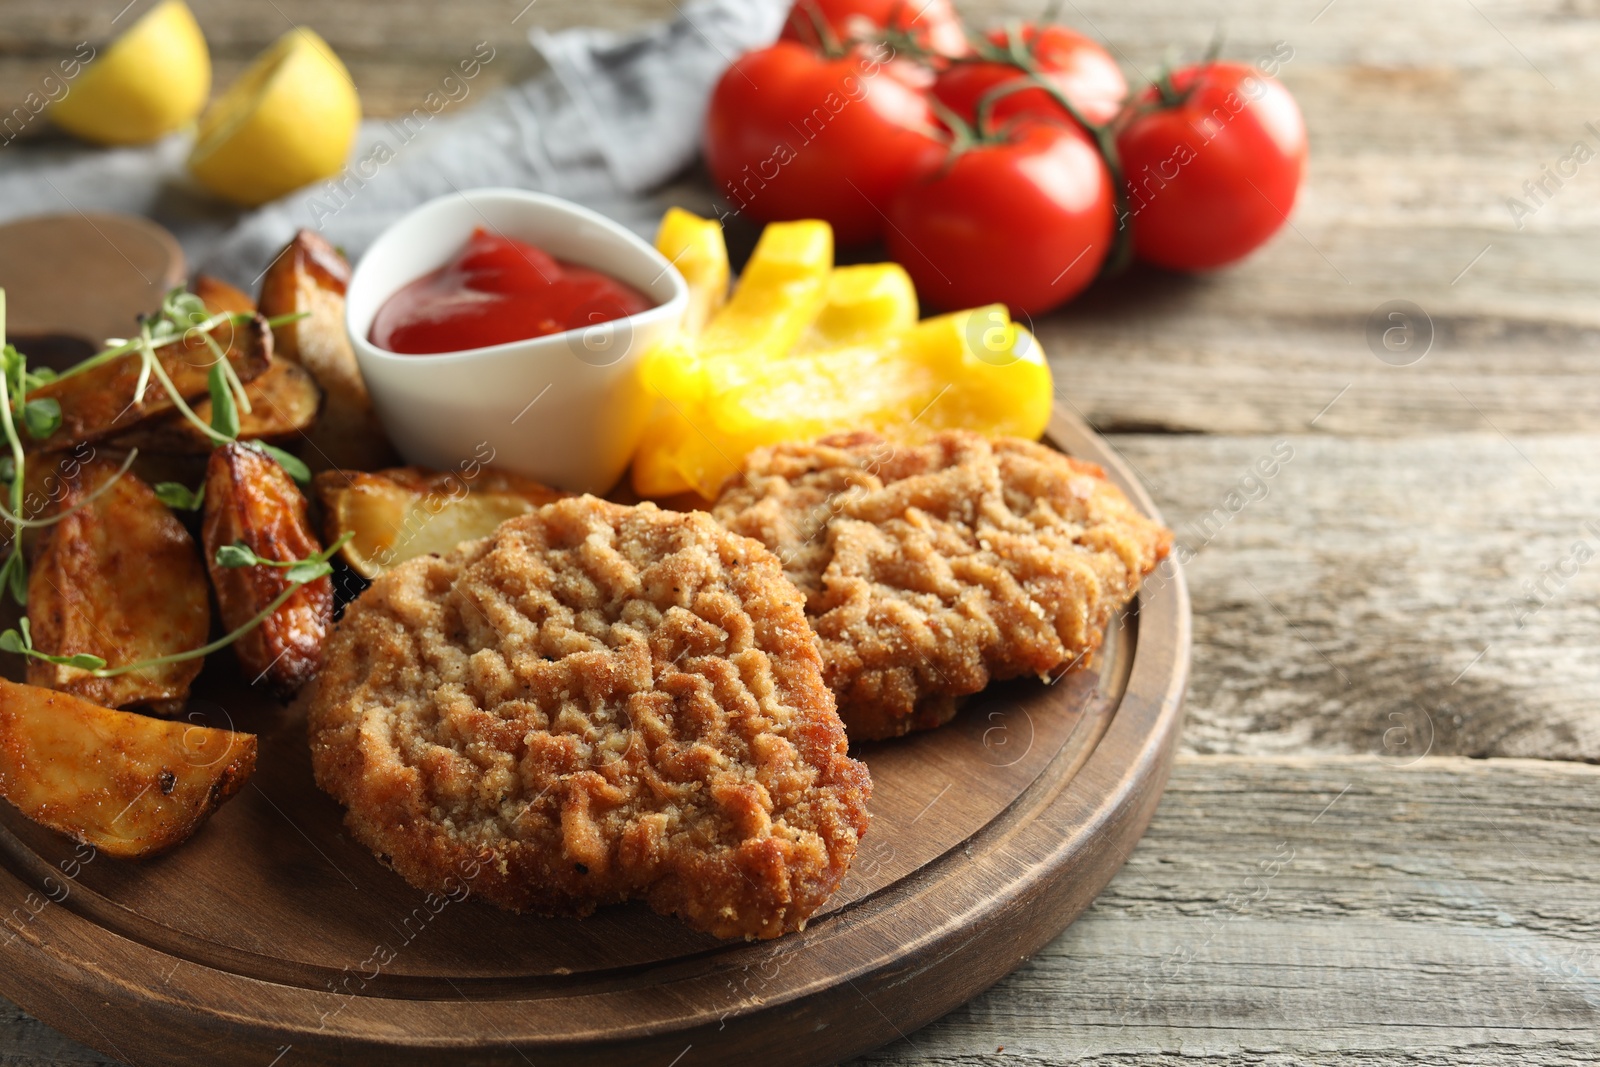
[713,431,1172,739]
[309,495,871,939]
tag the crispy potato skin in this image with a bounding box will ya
[0,678,254,859]
[313,465,566,578]
[202,443,331,698]
[15,442,105,555]
[258,231,395,471]
[193,274,257,316]
[27,459,210,715]
[32,314,272,451]
[109,358,322,453]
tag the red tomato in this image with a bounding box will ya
[1116,62,1307,271]
[886,122,1115,315]
[779,0,968,59]
[704,41,945,245]
[933,25,1127,129]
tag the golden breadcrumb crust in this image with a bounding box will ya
[713,432,1173,740]
[309,495,870,939]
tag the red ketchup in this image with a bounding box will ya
[369,227,653,354]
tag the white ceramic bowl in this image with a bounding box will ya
[346,188,688,494]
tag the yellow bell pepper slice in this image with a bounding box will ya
[660,305,1054,499]
[628,402,704,499]
[654,207,729,337]
[633,219,833,497]
[698,218,833,359]
[798,263,919,351]
[643,218,832,402]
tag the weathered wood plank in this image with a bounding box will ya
[8,0,1596,154]
[0,1013,115,1066]
[848,754,1600,1065]
[1112,432,1600,762]
[2,0,1596,150]
[1039,215,1600,436]
[4,755,1597,1065]
[4,0,1596,85]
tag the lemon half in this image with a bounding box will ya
[188,27,361,207]
[50,0,211,146]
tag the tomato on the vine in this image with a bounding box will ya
[932,25,1127,128]
[886,121,1115,315]
[779,0,969,59]
[703,41,944,245]
[1116,62,1306,271]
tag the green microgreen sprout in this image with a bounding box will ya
[53,288,312,487]
[22,397,60,440]
[248,441,312,486]
[0,533,353,680]
[0,289,43,605]
[0,282,325,678]
[208,361,241,439]
[0,617,107,671]
[153,481,205,511]
[216,530,351,586]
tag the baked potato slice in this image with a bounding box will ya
[30,313,272,451]
[314,466,565,578]
[193,274,256,316]
[107,358,322,453]
[27,458,209,714]
[0,678,254,859]
[257,230,394,471]
[202,442,331,697]
[15,442,104,530]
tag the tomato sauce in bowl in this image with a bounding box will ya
[368,228,654,355]
[345,188,689,493]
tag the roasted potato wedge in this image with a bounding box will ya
[193,274,256,316]
[314,465,565,578]
[203,443,331,697]
[31,313,272,451]
[15,442,103,532]
[28,458,210,714]
[258,230,394,471]
[107,358,322,453]
[0,678,254,858]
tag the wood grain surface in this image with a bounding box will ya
[0,214,184,346]
[857,755,1600,1066]
[0,0,1595,1063]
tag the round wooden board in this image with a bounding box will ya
[0,406,1190,1067]
[0,212,186,354]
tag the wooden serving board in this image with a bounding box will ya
[0,406,1189,1067]
[0,212,186,358]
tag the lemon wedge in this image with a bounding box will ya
[188,27,360,207]
[49,0,211,146]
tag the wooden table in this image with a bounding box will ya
[3,0,1598,1063]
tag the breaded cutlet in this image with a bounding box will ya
[713,431,1172,740]
[309,495,871,939]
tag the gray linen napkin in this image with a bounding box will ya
[0,0,785,288]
